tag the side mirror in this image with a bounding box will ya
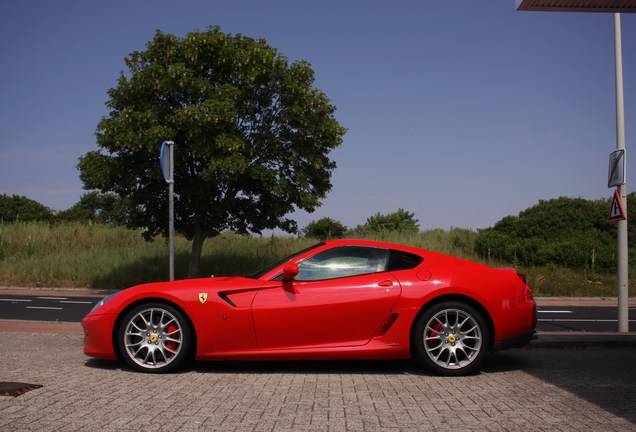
[282,262,299,282]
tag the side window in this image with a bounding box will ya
[295,246,389,281]
[387,249,423,271]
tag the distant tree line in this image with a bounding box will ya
[0,192,134,225]
[0,194,55,223]
[302,208,419,240]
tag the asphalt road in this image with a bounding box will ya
[537,304,636,332]
[1,292,635,332]
[0,294,97,322]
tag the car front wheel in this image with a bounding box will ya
[412,301,489,376]
[117,303,192,373]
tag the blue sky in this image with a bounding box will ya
[1,1,635,231]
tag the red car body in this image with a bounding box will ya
[82,239,536,375]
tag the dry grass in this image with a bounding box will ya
[0,222,633,296]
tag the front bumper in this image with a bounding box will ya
[81,313,118,360]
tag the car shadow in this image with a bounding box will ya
[83,357,427,375]
[191,359,425,375]
[479,351,530,373]
[84,352,527,377]
[84,358,123,371]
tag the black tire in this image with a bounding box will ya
[412,301,489,376]
[117,302,193,373]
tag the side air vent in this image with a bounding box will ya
[218,292,236,308]
[376,313,399,337]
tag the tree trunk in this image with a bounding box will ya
[187,222,206,278]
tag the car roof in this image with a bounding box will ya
[322,238,425,254]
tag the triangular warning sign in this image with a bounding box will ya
[608,189,626,221]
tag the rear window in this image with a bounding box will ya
[387,249,423,271]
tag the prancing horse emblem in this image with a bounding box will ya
[198,293,208,304]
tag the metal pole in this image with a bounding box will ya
[168,141,175,282]
[614,13,629,333]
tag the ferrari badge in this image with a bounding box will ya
[198,293,208,304]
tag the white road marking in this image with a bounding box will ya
[538,310,573,314]
[60,300,93,304]
[26,306,63,310]
[539,318,636,322]
[36,297,68,300]
[0,298,32,302]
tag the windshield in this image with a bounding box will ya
[246,242,325,279]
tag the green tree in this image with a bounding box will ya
[56,192,134,225]
[303,217,347,240]
[78,27,345,277]
[474,195,636,271]
[363,208,419,233]
[0,194,53,222]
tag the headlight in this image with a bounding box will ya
[90,292,119,313]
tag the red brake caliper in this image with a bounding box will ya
[165,324,177,354]
[429,323,443,347]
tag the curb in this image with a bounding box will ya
[0,286,114,298]
[529,331,636,349]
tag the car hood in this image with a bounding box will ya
[130,276,266,294]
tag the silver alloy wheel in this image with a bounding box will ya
[423,308,482,370]
[123,307,183,370]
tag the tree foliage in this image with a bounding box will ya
[474,195,636,271]
[56,192,135,225]
[302,217,347,240]
[359,208,420,233]
[78,27,345,276]
[0,194,53,223]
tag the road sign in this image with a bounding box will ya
[608,149,625,188]
[608,189,626,221]
[160,140,175,281]
[160,141,174,183]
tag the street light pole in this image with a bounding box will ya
[168,141,175,282]
[614,13,629,333]
[517,1,632,332]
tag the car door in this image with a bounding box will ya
[252,246,402,350]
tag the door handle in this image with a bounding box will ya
[378,280,393,287]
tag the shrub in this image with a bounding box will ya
[0,194,53,223]
[302,217,348,240]
[474,195,632,271]
[360,208,419,233]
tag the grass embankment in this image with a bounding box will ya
[0,222,633,297]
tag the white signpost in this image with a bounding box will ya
[160,140,175,281]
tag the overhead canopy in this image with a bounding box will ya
[516,0,636,12]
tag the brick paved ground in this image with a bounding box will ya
[0,332,634,431]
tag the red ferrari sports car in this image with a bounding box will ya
[81,239,536,376]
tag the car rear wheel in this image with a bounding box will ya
[117,303,192,373]
[412,301,489,376]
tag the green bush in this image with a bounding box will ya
[302,217,347,240]
[0,194,54,223]
[55,192,134,225]
[474,195,632,272]
[355,208,419,234]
